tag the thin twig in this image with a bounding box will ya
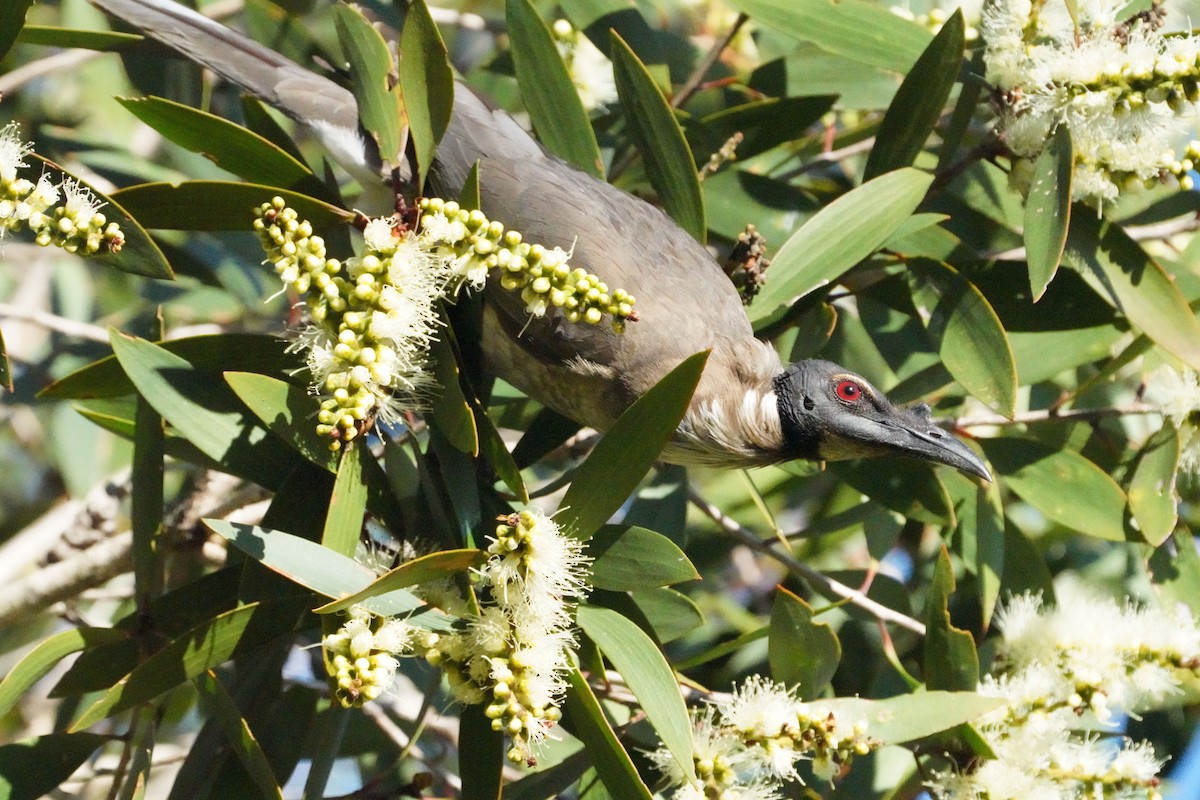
[987,214,1200,260]
[0,302,111,343]
[672,13,749,110]
[946,404,1160,429]
[773,137,877,181]
[0,49,99,94]
[688,489,927,635]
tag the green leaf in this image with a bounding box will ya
[314,549,483,614]
[132,395,165,603]
[1064,211,1200,371]
[863,9,963,180]
[559,352,707,538]
[43,333,300,400]
[508,0,604,178]
[698,95,836,161]
[0,0,33,62]
[323,446,368,557]
[1024,124,1073,300]
[909,259,1017,417]
[629,587,704,643]
[952,477,1005,629]
[27,155,173,280]
[588,525,699,591]
[18,24,143,50]
[924,547,979,691]
[980,437,1127,541]
[822,691,1004,745]
[224,372,337,472]
[576,605,695,781]
[831,459,955,527]
[1126,423,1181,546]
[70,600,305,730]
[429,329,479,455]
[0,327,9,393]
[111,181,351,230]
[194,671,284,800]
[334,4,404,166]
[1148,527,1200,619]
[727,0,931,72]
[108,331,301,490]
[116,97,320,191]
[459,704,504,800]
[768,588,840,697]
[477,404,528,503]
[206,521,372,598]
[0,732,108,800]
[398,0,455,186]
[563,669,654,800]
[749,168,933,325]
[610,33,705,243]
[0,628,125,718]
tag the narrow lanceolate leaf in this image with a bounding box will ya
[924,547,979,691]
[0,733,108,800]
[224,372,338,472]
[131,395,165,604]
[334,4,404,166]
[863,9,964,180]
[749,168,933,325]
[429,329,479,456]
[18,25,143,50]
[980,437,1128,541]
[207,521,374,598]
[314,549,484,613]
[108,332,300,490]
[116,97,319,190]
[822,691,1004,745]
[1025,124,1074,300]
[909,259,1017,418]
[0,0,33,61]
[1148,528,1200,619]
[110,181,351,231]
[563,668,655,800]
[0,628,125,718]
[727,0,931,72]
[610,33,706,243]
[588,525,700,591]
[71,601,298,730]
[577,605,696,781]
[1064,211,1200,371]
[195,671,284,800]
[398,0,454,187]
[768,588,840,698]
[27,155,173,280]
[0,327,10,392]
[323,446,368,557]
[508,0,604,177]
[559,351,707,538]
[1126,423,1180,546]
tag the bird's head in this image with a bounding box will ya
[773,360,991,480]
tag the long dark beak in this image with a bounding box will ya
[836,407,992,481]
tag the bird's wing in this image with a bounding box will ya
[88,0,782,432]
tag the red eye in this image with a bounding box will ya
[835,379,862,402]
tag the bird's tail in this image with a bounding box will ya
[88,0,547,196]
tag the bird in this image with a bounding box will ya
[86,0,990,480]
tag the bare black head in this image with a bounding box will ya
[773,360,991,480]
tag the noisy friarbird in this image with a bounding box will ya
[87,0,990,480]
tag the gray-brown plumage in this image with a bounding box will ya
[88,0,990,479]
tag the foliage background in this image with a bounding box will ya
[1,0,1199,798]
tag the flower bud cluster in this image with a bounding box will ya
[649,675,875,798]
[254,198,447,449]
[0,123,124,255]
[418,508,590,764]
[322,606,415,707]
[983,1,1200,206]
[927,587,1197,800]
[417,198,636,332]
